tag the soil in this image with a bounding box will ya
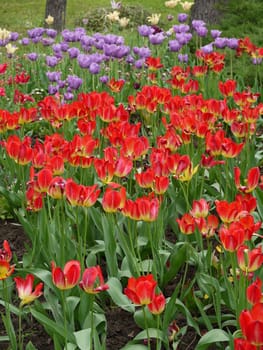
[0,220,199,350]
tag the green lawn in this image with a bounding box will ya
[1,0,177,33]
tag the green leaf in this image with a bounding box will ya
[0,336,9,342]
[196,329,230,350]
[24,268,53,291]
[64,344,77,350]
[121,344,148,350]
[89,207,103,232]
[74,328,91,350]
[30,308,74,343]
[25,341,38,350]
[163,242,188,285]
[134,308,156,329]
[175,299,200,335]
[1,313,17,349]
[0,300,20,315]
[101,214,118,277]
[134,328,166,342]
[106,277,135,313]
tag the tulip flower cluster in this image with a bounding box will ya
[51,260,109,294]
[124,274,166,315]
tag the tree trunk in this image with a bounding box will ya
[45,0,67,32]
[190,0,229,25]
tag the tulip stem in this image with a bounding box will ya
[61,291,68,350]
[90,294,95,350]
[143,306,151,350]
[18,306,23,350]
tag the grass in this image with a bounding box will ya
[1,0,177,33]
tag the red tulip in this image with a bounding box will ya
[234,338,258,350]
[218,79,236,97]
[5,135,33,165]
[0,240,12,262]
[239,303,263,346]
[235,194,257,214]
[219,222,245,252]
[124,274,157,306]
[0,260,15,280]
[47,176,67,199]
[65,179,100,207]
[122,194,159,222]
[190,198,210,218]
[107,78,125,93]
[238,214,262,241]
[102,183,126,213]
[79,266,109,294]
[120,136,149,161]
[135,168,154,189]
[148,292,166,315]
[247,278,263,305]
[145,56,163,71]
[195,215,219,238]
[94,158,115,183]
[237,245,263,273]
[215,199,243,224]
[176,213,195,235]
[0,63,7,74]
[51,260,81,290]
[114,156,133,178]
[14,274,43,306]
[234,167,260,193]
[152,176,169,195]
[36,168,53,193]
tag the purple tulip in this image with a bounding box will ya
[126,55,135,64]
[100,75,109,84]
[195,26,208,37]
[133,47,151,58]
[178,13,188,23]
[67,47,80,59]
[41,38,55,46]
[201,43,214,54]
[149,32,166,45]
[10,32,19,41]
[67,75,83,90]
[214,37,227,49]
[46,29,57,38]
[60,42,69,52]
[176,32,192,45]
[46,56,59,67]
[46,71,62,82]
[27,27,45,38]
[173,24,190,33]
[134,58,145,69]
[31,36,42,44]
[48,85,59,95]
[252,57,262,65]
[89,62,100,74]
[168,39,182,52]
[27,52,39,61]
[64,92,74,101]
[21,38,30,45]
[226,38,239,49]
[58,80,66,88]
[178,53,188,63]
[138,25,155,37]
[211,29,222,39]
[192,20,206,30]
